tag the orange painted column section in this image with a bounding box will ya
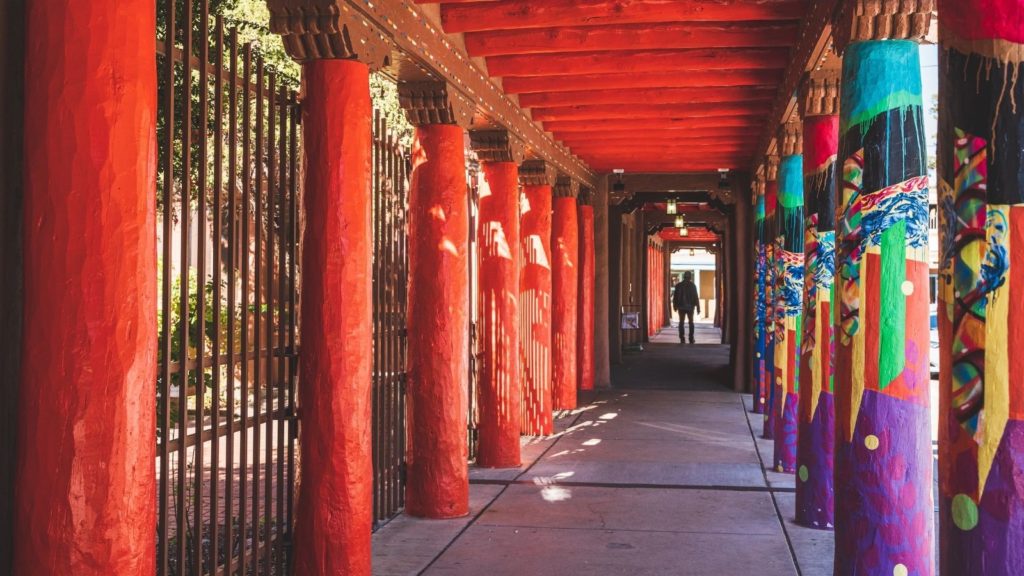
[520,185,554,435]
[15,0,157,574]
[476,162,522,468]
[406,123,469,518]
[578,204,596,391]
[552,196,580,410]
[292,60,373,576]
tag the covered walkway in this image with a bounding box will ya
[373,326,833,575]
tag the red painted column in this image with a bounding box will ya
[578,202,596,391]
[552,188,580,410]
[291,60,373,575]
[406,123,469,518]
[520,182,554,435]
[476,161,521,468]
[16,1,156,574]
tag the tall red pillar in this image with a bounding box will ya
[292,60,374,576]
[16,1,156,574]
[552,179,580,410]
[578,195,596,392]
[471,129,523,467]
[401,82,469,518]
[519,162,555,435]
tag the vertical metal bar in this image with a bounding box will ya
[252,53,265,574]
[239,41,253,576]
[193,3,210,573]
[210,15,225,575]
[263,71,276,575]
[371,109,381,527]
[158,1,176,574]
[177,0,193,569]
[224,27,239,576]
[275,85,288,576]
[399,149,409,513]
[385,123,396,520]
[286,94,299,573]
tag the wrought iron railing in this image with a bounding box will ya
[156,3,300,574]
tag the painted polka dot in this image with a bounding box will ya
[894,564,909,576]
[798,465,809,482]
[756,352,762,359]
[952,493,979,531]
[865,435,880,450]
[776,377,783,385]
[901,281,914,296]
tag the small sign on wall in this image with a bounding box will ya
[621,311,640,330]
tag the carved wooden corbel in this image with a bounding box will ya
[518,159,558,187]
[553,176,580,199]
[799,68,842,118]
[265,0,391,66]
[833,0,934,53]
[398,81,473,128]
[469,130,526,164]
[778,120,803,158]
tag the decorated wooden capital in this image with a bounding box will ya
[265,0,391,66]
[398,81,473,128]
[469,130,526,164]
[799,69,842,118]
[519,159,557,187]
[833,0,933,52]
[578,187,594,206]
[766,154,780,182]
[553,176,580,199]
[778,120,804,158]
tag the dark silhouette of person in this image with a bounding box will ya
[672,271,700,344]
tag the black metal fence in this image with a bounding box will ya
[371,111,411,528]
[156,3,300,574]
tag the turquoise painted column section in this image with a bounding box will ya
[773,152,803,474]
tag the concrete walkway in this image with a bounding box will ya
[373,326,834,575]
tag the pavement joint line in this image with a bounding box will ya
[469,477,797,493]
[468,522,783,537]
[417,406,589,576]
[741,394,804,576]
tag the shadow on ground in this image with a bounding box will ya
[613,324,731,392]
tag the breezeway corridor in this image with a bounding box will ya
[373,323,833,576]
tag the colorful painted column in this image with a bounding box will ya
[832,6,934,574]
[578,191,596,392]
[753,177,768,414]
[937,1,1024,573]
[795,70,840,530]
[470,131,523,469]
[401,82,470,518]
[16,0,156,573]
[290,59,376,575]
[763,158,780,439]
[520,161,555,435]
[773,123,804,474]
[552,177,580,411]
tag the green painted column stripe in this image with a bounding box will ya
[878,220,906,389]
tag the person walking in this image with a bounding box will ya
[672,271,700,344]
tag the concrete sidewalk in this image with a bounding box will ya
[372,332,834,575]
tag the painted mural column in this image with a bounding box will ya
[832,3,934,574]
[400,81,471,518]
[795,69,840,530]
[753,175,768,414]
[519,160,556,435]
[578,189,596,392]
[763,156,780,439]
[469,130,524,468]
[937,1,1024,573]
[773,121,804,474]
[16,0,157,573]
[552,176,580,410]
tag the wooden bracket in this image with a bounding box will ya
[265,0,391,67]
[398,81,473,128]
[519,159,558,187]
[833,0,933,52]
[469,130,526,164]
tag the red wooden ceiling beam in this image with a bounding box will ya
[532,101,772,122]
[486,48,789,76]
[560,137,754,148]
[570,146,755,156]
[591,161,749,172]
[503,69,783,94]
[464,22,800,57]
[439,0,807,33]
[545,116,764,133]
[518,86,776,108]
